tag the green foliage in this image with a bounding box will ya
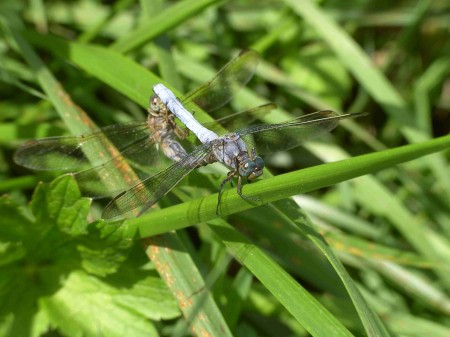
[0,0,449,336]
[0,176,178,336]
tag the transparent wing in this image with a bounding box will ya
[102,142,216,219]
[14,122,150,171]
[204,103,276,134]
[73,137,174,198]
[237,111,367,155]
[182,50,259,112]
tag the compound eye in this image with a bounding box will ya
[149,96,160,112]
[255,156,264,169]
[239,161,256,177]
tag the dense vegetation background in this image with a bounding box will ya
[0,0,449,336]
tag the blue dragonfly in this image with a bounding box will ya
[103,99,365,218]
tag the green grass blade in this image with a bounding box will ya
[283,204,390,337]
[6,27,144,198]
[284,0,450,206]
[23,32,214,123]
[110,0,224,53]
[208,218,355,337]
[123,134,450,233]
[6,31,95,135]
[284,0,408,126]
[143,233,233,337]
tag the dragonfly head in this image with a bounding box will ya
[148,95,162,116]
[238,156,264,180]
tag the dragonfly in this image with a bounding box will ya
[14,50,261,207]
[102,92,366,218]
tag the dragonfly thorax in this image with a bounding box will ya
[211,133,265,181]
[147,96,175,137]
[147,96,189,162]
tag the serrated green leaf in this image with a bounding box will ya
[30,175,91,235]
[0,266,46,337]
[78,245,127,277]
[0,175,140,336]
[113,275,180,320]
[0,195,32,242]
[40,271,158,337]
[0,242,26,267]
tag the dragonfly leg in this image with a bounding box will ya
[237,176,260,202]
[217,171,238,214]
[174,124,189,139]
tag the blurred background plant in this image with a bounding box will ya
[0,0,449,336]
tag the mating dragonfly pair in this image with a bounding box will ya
[14,50,365,219]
